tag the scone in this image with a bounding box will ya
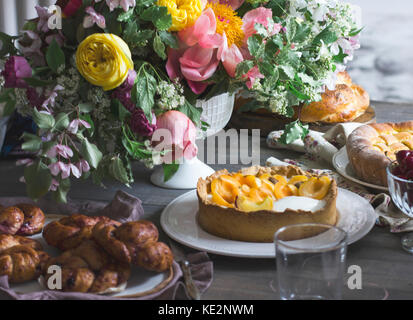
[197,165,337,242]
[347,121,413,186]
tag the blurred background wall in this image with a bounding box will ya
[0,0,412,103]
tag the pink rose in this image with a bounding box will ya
[2,56,32,88]
[153,111,198,162]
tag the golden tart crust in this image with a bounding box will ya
[197,166,338,243]
[346,121,413,187]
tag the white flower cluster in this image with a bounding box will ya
[14,88,33,117]
[57,67,81,99]
[88,87,112,121]
[156,80,185,111]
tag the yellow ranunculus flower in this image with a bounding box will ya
[157,0,204,32]
[76,33,134,91]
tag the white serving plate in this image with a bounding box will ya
[333,147,388,192]
[160,188,377,259]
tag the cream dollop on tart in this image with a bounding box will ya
[197,165,338,243]
[273,196,326,213]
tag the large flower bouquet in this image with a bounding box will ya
[0,0,361,202]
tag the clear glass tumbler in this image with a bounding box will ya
[387,162,413,252]
[387,162,413,217]
[274,223,347,300]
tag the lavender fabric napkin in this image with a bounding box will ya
[0,191,214,300]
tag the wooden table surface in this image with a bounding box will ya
[1,100,413,300]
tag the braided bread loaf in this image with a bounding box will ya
[92,220,174,272]
[0,234,50,283]
[43,240,130,293]
[43,214,117,251]
[0,204,45,236]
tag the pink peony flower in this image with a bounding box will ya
[83,6,106,29]
[167,8,245,94]
[2,56,32,89]
[153,110,198,162]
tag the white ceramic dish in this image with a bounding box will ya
[160,188,377,258]
[333,147,388,192]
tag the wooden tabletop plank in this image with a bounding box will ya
[0,100,412,299]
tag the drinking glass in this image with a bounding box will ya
[387,162,413,252]
[274,223,347,300]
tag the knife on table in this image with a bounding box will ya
[168,239,201,300]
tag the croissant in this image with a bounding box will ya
[92,221,174,272]
[0,204,45,236]
[0,245,50,283]
[15,204,45,236]
[43,240,130,293]
[0,234,43,252]
[43,214,118,251]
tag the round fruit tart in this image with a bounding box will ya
[197,165,337,242]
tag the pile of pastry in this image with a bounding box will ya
[0,204,174,294]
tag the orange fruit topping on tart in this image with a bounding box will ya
[208,171,332,211]
[298,176,332,200]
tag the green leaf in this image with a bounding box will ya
[32,108,55,130]
[21,132,42,152]
[24,161,52,201]
[79,138,103,169]
[279,120,310,145]
[293,23,311,43]
[78,103,95,113]
[52,178,71,203]
[288,82,311,101]
[0,31,18,57]
[53,113,70,131]
[332,46,348,63]
[163,163,179,182]
[132,70,157,122]
[153,34,167,60]
[141,6,172,30]
[46,38,65,73]
[258,61,276,77]
[313,24,338,45]
[235,60,254,78]
[158,31,179,49]
[23,77,53,87]
[3,99,16,117]
[117,8,135,22]
[109,157,131,185]
[177,100,202,127]
[247,35,262,58]
[111,99,131,122]
[285,18,297,44]
[349,27,364,37]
